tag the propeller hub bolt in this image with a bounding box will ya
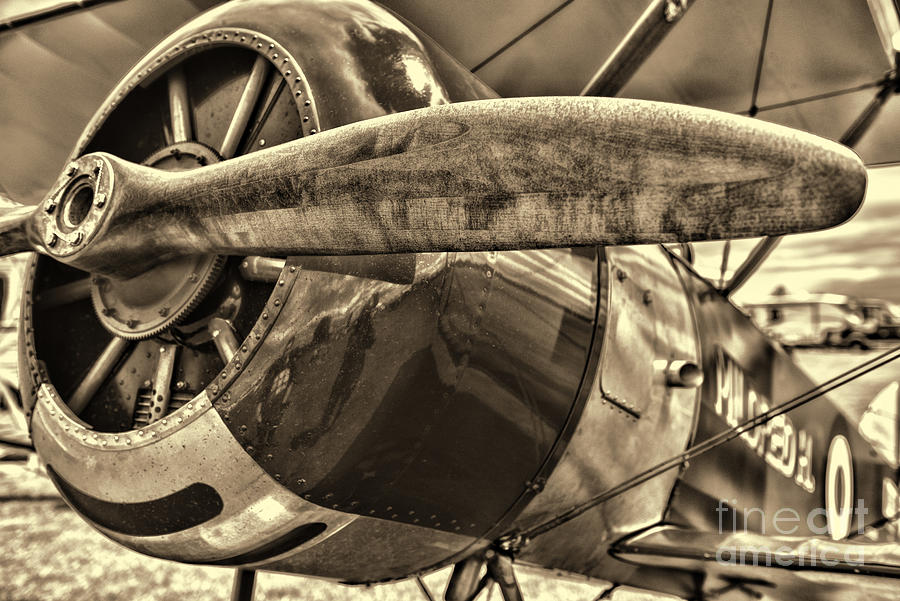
[45,232,58,247]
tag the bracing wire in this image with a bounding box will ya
[514,344,900,543]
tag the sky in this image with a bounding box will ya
[692,165,900,305]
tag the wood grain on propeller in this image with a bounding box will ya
[1,97,867,277]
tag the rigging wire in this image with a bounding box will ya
[739,80,886,115]
[471,0,578,72]
[510,344,900,544]
[748,0,775,117]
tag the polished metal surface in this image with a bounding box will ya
[510,246,700,583]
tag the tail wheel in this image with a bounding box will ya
[25,34,319,432]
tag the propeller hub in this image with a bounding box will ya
[90,141,226,340]
[39,155,113,257]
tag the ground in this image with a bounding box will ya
[1,345,898,601]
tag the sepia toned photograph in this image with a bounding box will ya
[1,1,899,599]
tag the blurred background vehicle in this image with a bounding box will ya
[745,292,873,349]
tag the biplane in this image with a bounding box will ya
[1,0,900,600]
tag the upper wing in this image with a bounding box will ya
[380,0,897,165]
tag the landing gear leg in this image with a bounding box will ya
[485,550,524,601]
[230,568,257,601]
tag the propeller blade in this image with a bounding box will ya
[0,203,38,256]
[15,97,866,277]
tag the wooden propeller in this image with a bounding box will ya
[0,97,866,278]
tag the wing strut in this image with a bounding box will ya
[580,0,697,97]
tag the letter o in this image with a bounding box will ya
[825,435,854,540]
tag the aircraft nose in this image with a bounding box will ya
[29,382,355,564]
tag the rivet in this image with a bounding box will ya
[161,418,167,425]
[159,306,170,317]
[303,115,309,122]
[92,433,99,439]
[272,53,278,59]
[257,43,262,48]
[295,77,301,82]
[114,435,119,441]
[138,430,144,436]
[262,312,269,320]
[241,345,249,353]
[278,280,285,286]
[304,100,311,106]
[310,129,317,134]
[297,478,306,485]
[285,70,291,76]
[273,299,280,307]
[289,266,296,272]
[296,90,302,97]
[259,139,266,146]
[177,417,183,424]
[101,440,108,446]
[187,403,193,410]
[268,43,274,49]
[125,438,132,445]
[151,432,157,437]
